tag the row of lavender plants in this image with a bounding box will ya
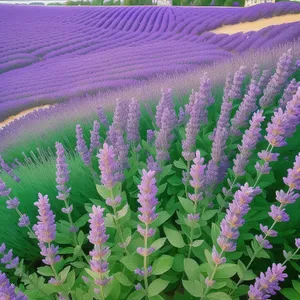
[0,49,300,299]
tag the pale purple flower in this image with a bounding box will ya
[1,248,19,270]
[255,161,271,175]
[279,78,300,110]
[205,277,215,287]
[212,246,226,265]
[55,142,71,201]
[251,64,260,82]
[185,89,196,115]
[248,264,287,300]
[257,69,272,91]
[88,205,111,287]
[256,234,273,250]
[97,106,109,128]
[97,143,120,189]
[33,193,56,244]
[295,238,300,248]
[6,197,19,209]
[0,178,11,197]
[112,99,128,134]
[106,195,121,208]
[69,225,79,233]
[90,120,101,151]
[0,243,5,254]
[259,49,293,108]
[258,151,279,162]
[137,247,155,257]
[0,155,20,182]
[187,213,200,222]
[135,266,153,277]
[61,205,73,214]
[135,283,143,290]
[178,107,185,125]
[233,110,265,176]
[276,190,298,205]
[228,66,247,99]
[155,88,173,129]
[268,205,290,222]
[5,257,19,269]
[146,155,161,173]
[127,98,140,143]
[146,130,155,144]
[259,224,278,237]
[0,271,28,300]
[40,244,60,265]
[18,214,30,228]
[106,125,118,146]
[189,150,206,190]
[283,153,300,190]
[230,81,261,136]
[115,134,129,175]
[82,276,90,283]
[76,124,91,166]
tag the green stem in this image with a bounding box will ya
[218,175,238,213]
[283,248,300,266]
[184,161,191,199]
[144,223,149,299]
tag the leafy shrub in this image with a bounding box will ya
[0,50,300,299]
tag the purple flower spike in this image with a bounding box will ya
[88,205,111,287]
[0,243,6,254]
[97,143,121,189]
[248,264,287,300]
[233,110,265,176]
[268,205,290,222]
[55,142,71,201]
[217,184,260,252]
[6,197,19,209]
[0,178,11,197]
[212,246,226,265]
[90,120,101,152]
[279,79,300,110]
[259,224,278,237]
[155,88,174,129]
[295,238,300,248]
[259,49,293,108]
[127,98,141,143]
[112,99,128,134]
[76,124,91,166]
[0,271,28,300]
[178,107,186,125]
[0,155,20,182]
[147,155,161,173]
[18,214,30,228]
[189,150,206,190]
[228,66,247,100]
[257,69,272,92]
[146,130,155,144]
[276,190,298,205]
[283,153,300,190]
[97,106,109,129]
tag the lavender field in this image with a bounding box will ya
[1,3,300,119]
[1,2,300,300]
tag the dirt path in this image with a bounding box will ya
[211,14,300,34]
[0,105,52,129]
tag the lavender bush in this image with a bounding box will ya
[1,50,300,299]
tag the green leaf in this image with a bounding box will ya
[153,211,172,227]
[160,164,174,180]
[184,258,200,281]
[205,249,214,266]
[202,210,218,221]
[211,223,220,246]
[163,227,185,248]
[167,175,183,186]
[59,266,70,284]
[74,214,89,228]
[152,255,174,275]
[117,204,129,219]
[77,230,85,246]
[67,270,75,289]
[157,183,167,195]
[151,238,166,251]
[37,266,53,277]
[120,254,142,271]
[237,260,256,281]
[174,159,187,170]
[281,288,300,300]
[58,247,74,254]
[96,184,111,199]
[215,264,238,279]
[216,194,225,207]
[292,280,300,294]
[114,272,133,286]
[207,292,232,300]
[182,280,203,297]
[192,240,204,247]
[148,279,169,297]
[127,290,146,300]
[172,254,185,272]
[178,196,194,213]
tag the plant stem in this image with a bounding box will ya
[184,161,191,199]
[143,223,149,299]
[283,248,300,266]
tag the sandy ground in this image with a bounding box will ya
[0,105,52,129]
[211,14,300,34]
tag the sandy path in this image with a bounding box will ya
[0,105,52,129]
[211,14,300,34]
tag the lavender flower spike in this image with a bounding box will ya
[0,271,28,300]
[259,49,293,108]
[76,124,91,166]
[97,143,120,189]
[228,66,247,100]
[0,155,20,182]
[112,99,128,134]
[97,105,109,128]
[217,184,261,252]
[257,69,272,92]
[90,120,101,152]
[88,205,111,288]
[279,78,300,110]
[127,98,141,143]
[155,88,174,129]
[33,193,60,266]
[136,170,158,282]
[55,142,71,201]
[248,264,287,300]
[233,110,265,177]
[0,178,11,197]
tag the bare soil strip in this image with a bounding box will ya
[211,14,300,34]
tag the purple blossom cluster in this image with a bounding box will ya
[0,155,20,182]
[0,244,19,269]
[127,98,141,143]
[88,205,111,288]
[217,184,261,252]
[90,120,101,152]
[228,66,247,100]
[259,49,294,108]
[248,264,287,300]
[112,99,128,134]
[76,124,91,166]
[0,271,27,300]
[97,106,109,129]
[279,78,300,110]
[155,88,174,129]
